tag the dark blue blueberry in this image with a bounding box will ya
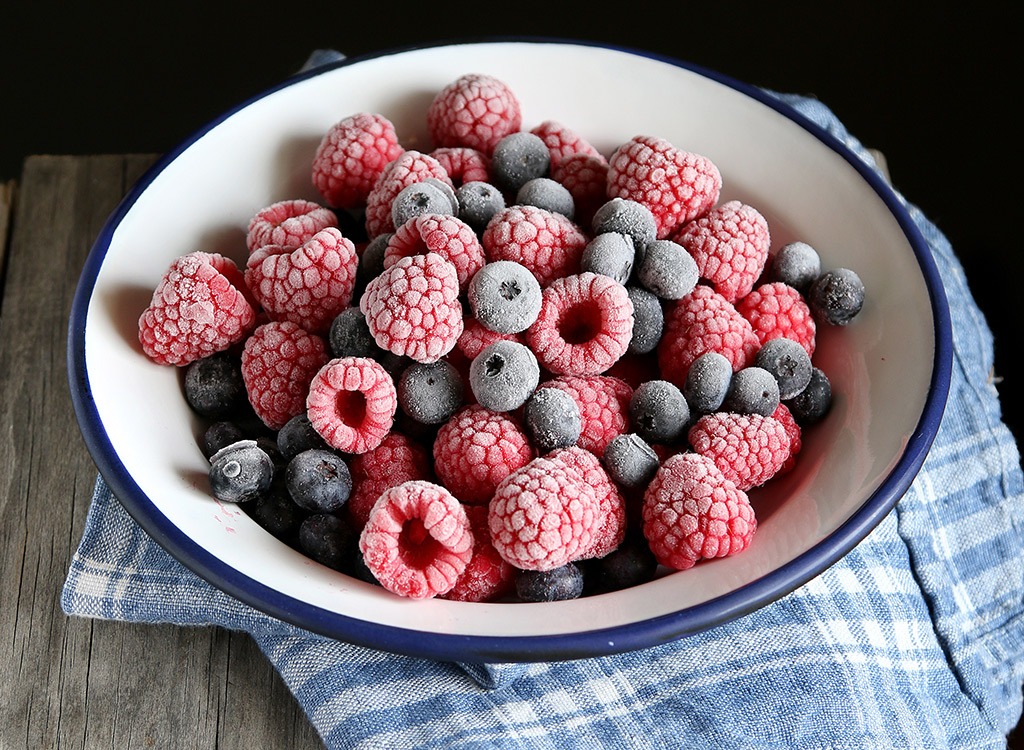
[723,366,780,417]
[391,180,456,229]
[245,476,308,543]
[469,340,540,412]
[523,387,582,452]
[208,440,275,503]
[684,351,733,415]
[201,420,245,458]
[183,352,246,419]
[329,307,379,359]
[809,268,865,325]
[490,132,550,193]
[277,413,331,461]
[786,366,832,425]
[755,337,813,400]
[581,232,635,285]
[456,181,506,231]
[637,239,699,300]
[630,380,690,443]
[584,534,658,594]
[592,198,657,253]
[771,241,821,292]
[516,177,574,219]
[298,513,357,571]
[516,563,584,602]
[353,232,392,296]
[285,449,352,513]
[467,260,543,334]
[398,360,464,425]
[626,286,664,355]
[602,433,660,488]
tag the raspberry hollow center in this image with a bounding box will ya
[399,518,443,568]
[558,301,601,344]
[335,390,367,427]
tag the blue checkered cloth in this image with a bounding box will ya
[62,63,1024,748]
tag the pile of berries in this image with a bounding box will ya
[139,73,865,602]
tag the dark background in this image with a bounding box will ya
[3,10,1019,444]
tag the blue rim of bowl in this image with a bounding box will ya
[67,37,953,663]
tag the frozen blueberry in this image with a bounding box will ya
[329,307,379,359]
[490,131,551,193]
[723,366,780,417]
[637,239,699,300]
[208,440,275,504]
[245,476,307,543]
[592,198,657,253]
[391,180,456,229]
[626,286,664,355]
[397,360,464,425]
[423,177,459,213]
[516,563,584,602]
[809,267,865,325]
[183,352,246,419]
[584,534,658,594]
[581,232,635,285]
[467,260,543,334]
[285,449,351,513]
[786,366,832,425]
[771,241,821,292]
[456,181,506,231]
[755,337,813,400]
[298,513,357,571]
[469,340,540,413]
[630,380,690,443]
[523,387,582,452]
[354,232,392,295]
[684,351,733,415]
[201,420,245,458]
[277,413,330,461]
[602,433,659,488]
[516,177,574,219]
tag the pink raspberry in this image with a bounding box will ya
[673,200,771,303]
[687,412,792,491]
[426,73,522,156]
[442,504,516,602]
[642,452,757,571]
[246,199,338,254]
[244,227,359,335]
[529,120,606,170]
[429,146,491,185]
[549,446,627,559]
[481,205,588,287]
[432,404,534,504]
[606,135,722,239]
[241,321,329,430]
[657,285,761,389]
[359,252,464,363]
[347,432,433,529]
[364,151,453,238]
[306,356,398,454]
[359,480,474,599]
[312,112,405,209]
[457,315,524,360]
[488,456,599,571]
[736,281,817,357]
[770,402,802,474]
[384,213,485,290]
[551,153,609,229]
[525,272,634,376]
[139,252,256,366]
[544,375,633,456]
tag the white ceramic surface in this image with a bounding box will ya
[69,39,951,662]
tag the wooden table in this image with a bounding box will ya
[0,156,325,749]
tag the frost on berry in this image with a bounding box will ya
[306,356,398,454]
[529,120,607,170]
[687,412,792,491]
[544,374,633,456]
[384,213,485,290]
[246,199,339,254]
[442,504,516,602]
[346,432,432,529]
[241,321,329,430]
[426,73,522,156]
[736,281,817,357]
[312,112,405,209]
[364,151,454,238]
[549,446,627,559]
[482,205,588,287]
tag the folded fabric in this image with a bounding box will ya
[62,57,1024,749]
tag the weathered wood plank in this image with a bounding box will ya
[0,155,324,750]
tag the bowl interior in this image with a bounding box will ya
[72,40,947,660]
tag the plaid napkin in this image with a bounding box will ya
[63,54,1024,749]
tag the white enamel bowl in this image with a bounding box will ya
[68,39,952,662]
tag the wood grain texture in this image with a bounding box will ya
[0,156,324,750]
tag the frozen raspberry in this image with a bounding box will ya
[606,135,722,239]
[549,446,627,559]
[241,321,329,430]
[544,375,633,456]
[771,402,802,474]
[359,252,464,363]
[642,452,756,571]
[482,205,588,287]
[246,199,339,254]
[359,480,473,599]
[457,315,523,360]
[245,227,359,335]
[139,251,256,367]
[346,432,432,528]
[687,411,792,491]
[384,213,485,290]
[673,200,771,303]
[312,112,405,210]
[430,146,491,186]
[306,356,398,454]
[529,120,606,170]
[488,456,599,571]
[551,154,609,230]
[364,151,454,238]
[426,73,522,156]
[432,404,534,504]
[657,285,761,389]
[736,281,816,357]
[525,272,634,376]
[442,504,516,602]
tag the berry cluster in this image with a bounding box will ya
[138,72,864,602]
